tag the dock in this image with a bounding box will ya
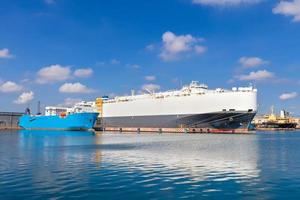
[0,112,23,130]
[98,127,254,134]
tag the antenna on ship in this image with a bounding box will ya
[25,103,31,115]
[144,88,153,94]
[37,101,41,115]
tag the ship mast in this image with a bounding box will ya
[37,101,41,115]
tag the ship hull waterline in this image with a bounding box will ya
[99,111,256,133]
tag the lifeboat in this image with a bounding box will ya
[60,112,67,118]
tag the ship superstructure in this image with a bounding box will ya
[96,81,257,131]
[45,101,97,116]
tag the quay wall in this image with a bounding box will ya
[0,112,23,130]
[98,127,253,134]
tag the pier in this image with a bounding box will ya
[0,112,23,130]
[100,127,253,134]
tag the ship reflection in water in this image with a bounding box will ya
[1,131,300,199]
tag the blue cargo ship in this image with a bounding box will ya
[19,101,99,131]
[19,112,99,131]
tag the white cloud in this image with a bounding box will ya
[145,44,155,51]
[14,91,34,104]
[192,0,262,6]
[59,82,94,93]
[159,31,206,61]
[273,0,300,22]
[237,70,274,81]
[194,45,207,54]
[37,64,71,84]
[95,61,105,66]
[130,64,140,69]
[125,63,140,69]
[238,56,269,68]
[142,84,160,92]
[0,81,22,93]
[145,75,156,81]
[110,59,120,65]
[0,48,13,58]
[60,98,82,107]
[74,68,93,78]
[279,92,298,100]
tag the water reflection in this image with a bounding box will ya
[98,134,260,182]
[5,130,300,199]
[13,131,262,198]
[94,133,103,165]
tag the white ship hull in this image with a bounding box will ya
[100,82,257,130]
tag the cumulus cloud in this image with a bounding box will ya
[37,64,71,84]
[145,44,155,51]
[14,91,34,104]
[142,84,161,92]
[145,75,156,81]
[273,0,300,22]
[95,61,105,66]
[74,68,93,78]
[0,48,13,58]
[132,64,140,68]
[0,81,22,92]
[59,82,94,93]
[192,0,262,6]
[236,70,274,81]
[279,92,298,100]
[129,64,140,69]
[110,59,120,65]
[160,31,206,61]
[60,98,82,107]
[194,45,207,54]
[238,56,269,68]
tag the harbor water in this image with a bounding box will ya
[1,130,300,199]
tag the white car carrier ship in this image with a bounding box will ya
[95,81,258,133]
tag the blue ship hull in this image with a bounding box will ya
[19,112,99,131]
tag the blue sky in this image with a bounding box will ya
[0,0,300,115]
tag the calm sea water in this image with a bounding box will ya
[1,130,300,199]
